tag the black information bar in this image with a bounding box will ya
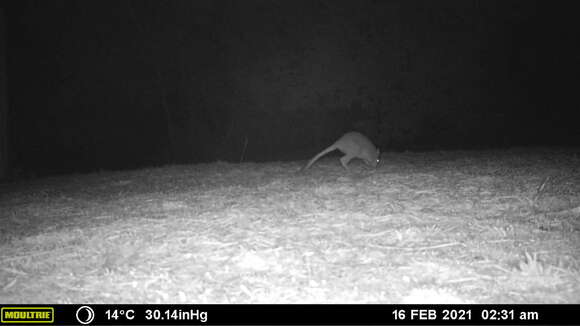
[1,304,578,325]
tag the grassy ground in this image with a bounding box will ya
[0,148,579,303]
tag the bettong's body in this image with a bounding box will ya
[302,132,380,170]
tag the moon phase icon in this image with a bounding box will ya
[76,306,95,325]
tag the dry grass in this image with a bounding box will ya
[0,148,579,303]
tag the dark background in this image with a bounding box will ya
[2,0,579,177]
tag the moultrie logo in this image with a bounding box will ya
[1,307,54,323]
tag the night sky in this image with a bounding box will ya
[1,0,579,177]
